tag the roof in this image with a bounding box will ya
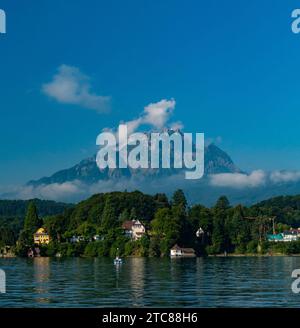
[181,248,195,254]
[267,234,283,240]
[283,230,298,236]
[122,220,144,230]
[35,228,48,235]
[171,244,182,250]
[122,221,134,230]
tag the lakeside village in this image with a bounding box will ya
[2,190,300,258]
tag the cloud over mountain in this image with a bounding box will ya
[209,170,266,188]
[42,65,110,112]
[121,99,179,134]
[270,170,300,183]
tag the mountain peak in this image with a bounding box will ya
[27,143,241,187]
[204,143,242,174]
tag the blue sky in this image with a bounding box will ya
[1,0,300,185]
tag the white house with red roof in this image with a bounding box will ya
[122,220,146,241]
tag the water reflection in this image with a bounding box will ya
[129,258,145,307]
[33,257,50,305]
[1,257,300,307]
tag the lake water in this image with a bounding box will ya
[0,257,300,307]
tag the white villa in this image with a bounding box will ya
[122,220,146,240]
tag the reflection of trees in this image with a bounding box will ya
[33,257,50,304]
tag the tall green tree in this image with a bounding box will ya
[101,195,117,232]
[215,196,230,210]
[188,205,213,254]
[151,207,182,255]
[210,196,230,254]
[189,205,213,234]
[24,202,43,234]
[226,205,250,253]
[154,193,170,209]
[171,189,187,211]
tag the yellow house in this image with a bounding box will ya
[34,228,50,245]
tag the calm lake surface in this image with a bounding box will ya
[0,257,300,307]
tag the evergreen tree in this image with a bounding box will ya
[211,216,226,254]
[149,236,161,257]
[151,207,182,255]
[171,189,187,210]
[210,196,230,253]
[101,195,117,231]
[188,205,213,254]
[15,229,32,256]
[189,205,213,234]
[172,203,191,246]
[226,205,250,253]
[153,193,170,209]
[24,201,42,234]
[215,196,230,210]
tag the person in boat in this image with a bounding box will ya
[114,249,122,264]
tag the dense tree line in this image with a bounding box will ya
[3,191,300,257]
[0,199,72,247]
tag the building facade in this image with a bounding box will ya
[122,220,146,240]
[34,228,50,245]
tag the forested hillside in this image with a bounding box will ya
[250,195,300,226]
[3,192,300,256]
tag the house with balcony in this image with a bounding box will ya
[122,220,146,240]
[33,228,50,245]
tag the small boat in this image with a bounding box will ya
[114,257,123,265]
[114,248,123,265]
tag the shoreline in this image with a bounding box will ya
[209,253,300,257]
[2,253,300,259]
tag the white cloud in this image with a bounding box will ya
[1,173,191,203]
[209,170,266,189]
[270,170,300,184]
[119,98,178,134]
[143,99,176,128]
[5,169,300,204]
[6,181,85,202]
[42,65,110,113]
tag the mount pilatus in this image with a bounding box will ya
[27,143,241,187]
